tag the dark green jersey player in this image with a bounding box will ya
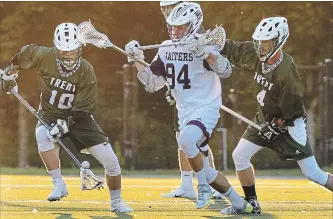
[0,22,132,212]
[219,17,333,215]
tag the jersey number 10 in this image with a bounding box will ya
[49,90,75,109]
[166,63,191,89]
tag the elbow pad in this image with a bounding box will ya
[210,54,232,78]
[137,67,166,93]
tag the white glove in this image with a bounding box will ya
[186,35,212,61]
[46,119,69,142]
[124,40,145,62]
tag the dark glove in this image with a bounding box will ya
[0,79,18,94]
[258,118,286,142]
[165,85,175,106]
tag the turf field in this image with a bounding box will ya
[0,171,332,219]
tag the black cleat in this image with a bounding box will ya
[246,196,261,214]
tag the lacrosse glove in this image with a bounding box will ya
[124,40,145,62]
[258,118,286,142]
[46,119,69,142]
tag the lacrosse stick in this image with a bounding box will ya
[10,89,104,190]
[138,25,226,51]
[220,105,262,130]
[76,20,175,102]
[77,20,149,67]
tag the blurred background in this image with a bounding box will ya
[0,2,332,171]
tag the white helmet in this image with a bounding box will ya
[54,23,81,51]
[160,1,181,7]
[252,17,289,62]
[54,23,82,70]
[160,1,182,20]
[166,2,203,42]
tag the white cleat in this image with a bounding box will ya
[196,184,211,209]
[111,199,133,213]
[211,188,225,200]
[220,202,254,215]
[47,178,68,202]
[160,187,196,199]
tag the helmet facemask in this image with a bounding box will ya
[56,47,82,70]
[253,38,279,62]
[167,23,193,42]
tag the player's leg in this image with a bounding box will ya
[36,125,68,201]
[87,143,133,212]
[177,124,211,208]
[297,156,333,192]
[231,138,263,213]
[205,146,225,199]
[201,139,257,214]
[161,131,196,199]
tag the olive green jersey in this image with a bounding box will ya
[221,40,306,124]
[11,45,97,120]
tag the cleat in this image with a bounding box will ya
[161,187,196,199]
[211,188,225,200]
[220,201,255,215]
[196,184,211,209]
[111,199,133,213]
[246,196,262,214]
[47,178,68,202]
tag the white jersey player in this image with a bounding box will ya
[125,2,256,214]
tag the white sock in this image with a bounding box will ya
[195,168,207,185]
[110,189,121,200]
[223,187,246,210]
[180,171,193,190]
[48,168,62,181]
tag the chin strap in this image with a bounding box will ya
[56,58,81,77]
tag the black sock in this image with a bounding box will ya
[242,185,257,198]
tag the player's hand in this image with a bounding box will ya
[186,34,211,61]
[0,68,18,94]
[125,40,145,62]
[258,118,286,142]
[165,85,175,106]
[46,119,69,142]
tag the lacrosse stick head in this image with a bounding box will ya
[80,168,104,190]
[204,25,226,51]
[77,20,113,48]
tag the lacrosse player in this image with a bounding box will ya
[159,0,224,200]
[125,2,256,214]
[0,23,132,213]
[219,17,333,215]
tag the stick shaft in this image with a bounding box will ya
[220,105,261,130]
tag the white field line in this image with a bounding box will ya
[0,184,325,189]
[1,200,332,205]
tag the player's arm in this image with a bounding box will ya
[1,45,43,93]
[187,35,232,78]
[221,40,257,72]
[69,64,98,126]
[125,41,167,93]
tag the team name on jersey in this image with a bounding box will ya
[254,72,274,90]
[50,77,76,92]
[165,52,193,62]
